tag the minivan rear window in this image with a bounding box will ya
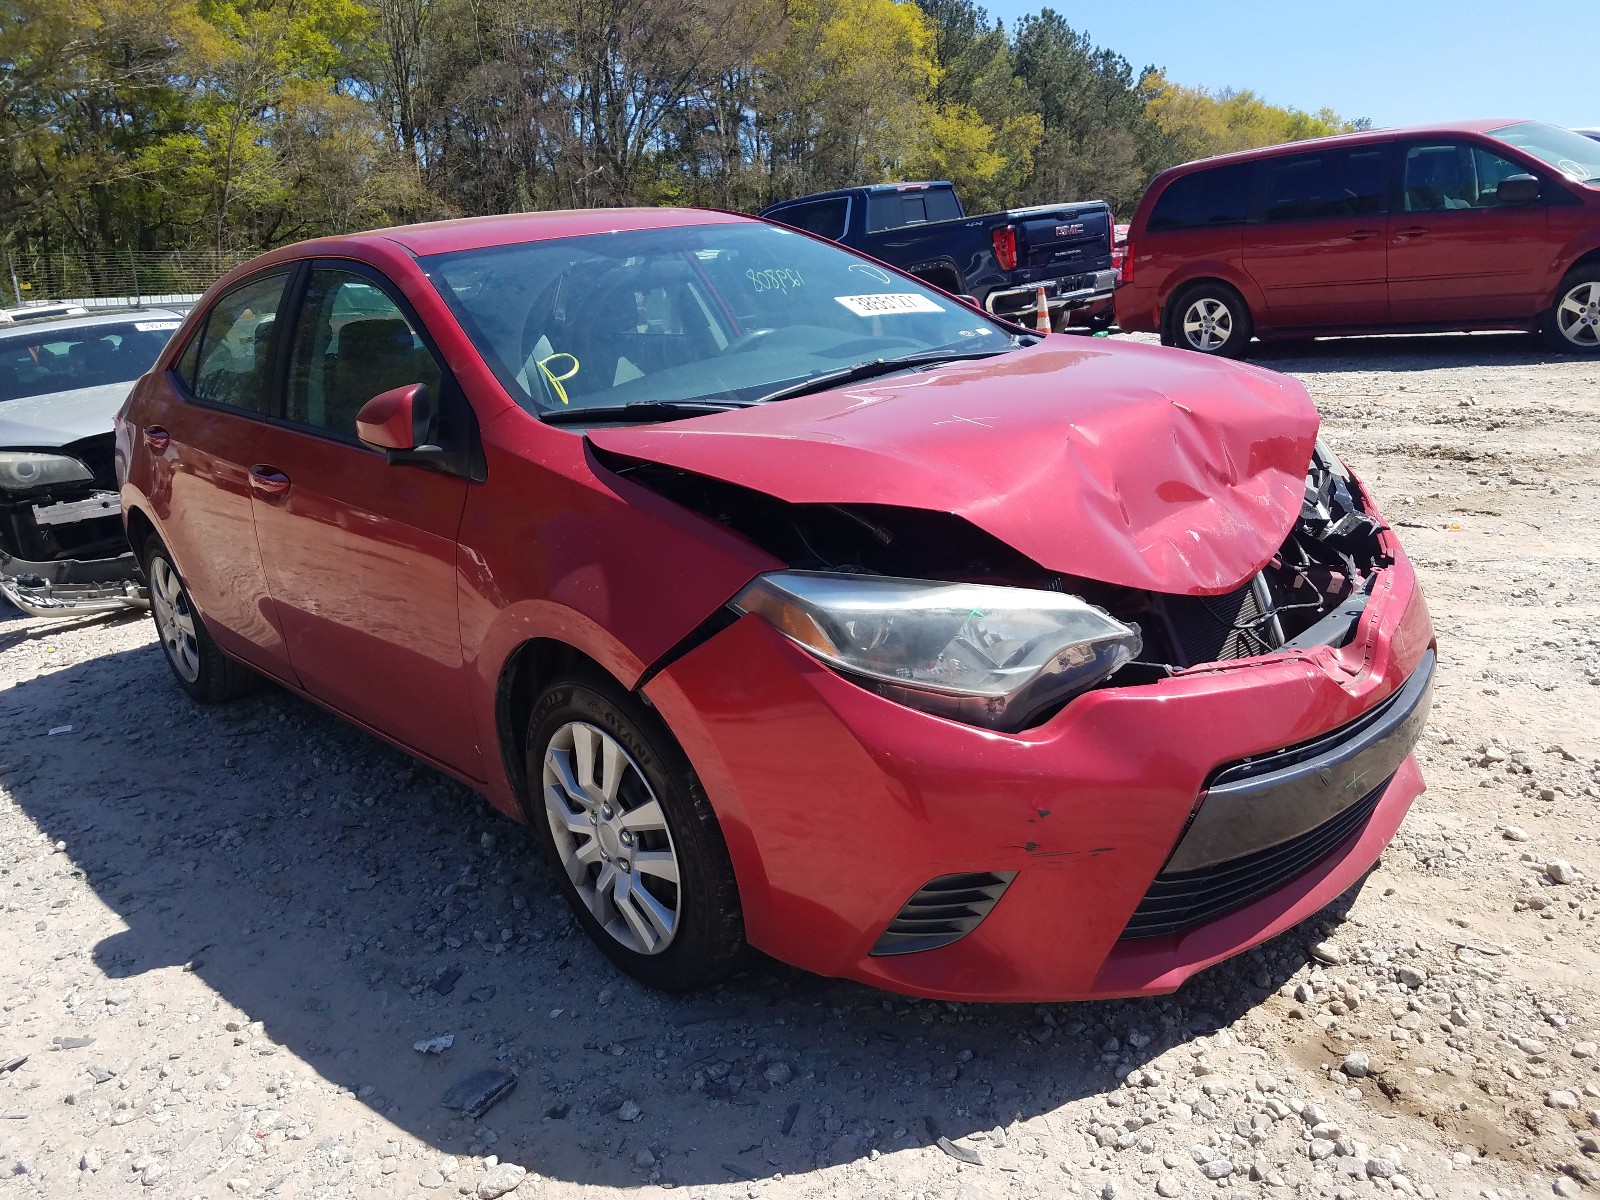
[1148,165,1250,230]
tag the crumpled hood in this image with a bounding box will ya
[588,339,1320,595]
[0,381,131,448]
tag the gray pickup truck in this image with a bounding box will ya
[760,181,1118,330]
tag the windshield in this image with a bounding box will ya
[1489,121,1600,183]
[421,222,1016,416]
[0,318,181,403]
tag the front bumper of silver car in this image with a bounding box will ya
[0,549,147,618]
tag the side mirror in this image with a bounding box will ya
[356,383,433,452]
[1496,174,1540,205]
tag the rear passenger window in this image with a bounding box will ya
[774,199,848,241]
[1147,165,1251,230]
[1257,148,1386,222]
[866,189,962,232]
[285,270,441,439]
[190,272,289,413]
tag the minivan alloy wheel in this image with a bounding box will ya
[542,720,683,955]
[149,556,200,683]
[1555,280,1600,348]
[1181,296,1234,352]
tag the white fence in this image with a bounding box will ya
[4,250,251,311]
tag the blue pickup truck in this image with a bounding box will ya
[759,181,1118,331]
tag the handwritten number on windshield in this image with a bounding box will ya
[746,268,804,294]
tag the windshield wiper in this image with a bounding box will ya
[752,348,1011,406]
[540,399,746,425]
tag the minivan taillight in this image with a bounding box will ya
[1119,240,1134,286]
[992,225,1018,272]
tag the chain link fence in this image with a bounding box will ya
[2,249,255,311]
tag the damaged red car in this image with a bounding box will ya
[116,209,1434,1002]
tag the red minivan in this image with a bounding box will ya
[1115,120,1600,356]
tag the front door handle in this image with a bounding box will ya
[1395,225,1429,239]
[1348,228,1381,241]
[144,426,171,452]
[248,465,290,496]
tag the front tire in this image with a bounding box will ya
[1167,282,1253,358]
[142,535,260,704]
[1542,267,1600,354]
[526,671,745,992]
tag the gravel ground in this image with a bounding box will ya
[2,330,1598,1200]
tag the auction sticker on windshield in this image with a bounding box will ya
[834,294,946,316]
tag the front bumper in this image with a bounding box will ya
[643,553,1433,1003]
[0,550,147,617]
[987,269,1119,320]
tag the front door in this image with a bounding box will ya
[247,264,480,777]
[1242,144,1391,330]
[1387,138,1552,323]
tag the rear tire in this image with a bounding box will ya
[1541,266,1600,354]
[525,670,746,992]
[1167,282,1253,358]
[142,535,261,704]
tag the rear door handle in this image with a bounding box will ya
[1348,228,1380,241]
[143,426,170,452]
[1395,226,1429,239]
[248,465,290,496]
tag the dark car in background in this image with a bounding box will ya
[1115,120,1600,356]
[0,307,184,615]
[761,181,1118,330]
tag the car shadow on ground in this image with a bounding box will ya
[1,633,1369,1189]
[1241,329,1560,373]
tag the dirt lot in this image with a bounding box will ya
[2,331,1598,1200]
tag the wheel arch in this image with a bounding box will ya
[910,260,965,295]
[1564,245,1600,279]
[1158,268,1263,334]
[124,504,159,563]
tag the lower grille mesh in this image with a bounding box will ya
[871,871,1015,957]
[1119,776,1390,941]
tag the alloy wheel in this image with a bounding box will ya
[1556,281,1600,348]
[149,557,200,683]
[542,721,682,955]
[1181,297,1233,352]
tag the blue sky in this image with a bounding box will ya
[981,0,1591,131]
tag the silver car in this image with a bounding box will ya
[0,307,185,615]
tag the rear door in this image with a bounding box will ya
[1242,144,1391,329]
[245,262,480,776]
[1387,138,1553,323]
[147,270,296,679]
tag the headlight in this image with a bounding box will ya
[0,451,94,492]
[732,571,1142,731]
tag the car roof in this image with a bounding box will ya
[278,207,752,259]
[1161,118,1534,174]
[0,306,188,343]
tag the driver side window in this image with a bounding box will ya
[1402,142,1532,212]
[286,269,441,439]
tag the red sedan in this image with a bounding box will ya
[116,209,1434,1001]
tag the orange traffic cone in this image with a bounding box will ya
[1034,285,1050,333]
